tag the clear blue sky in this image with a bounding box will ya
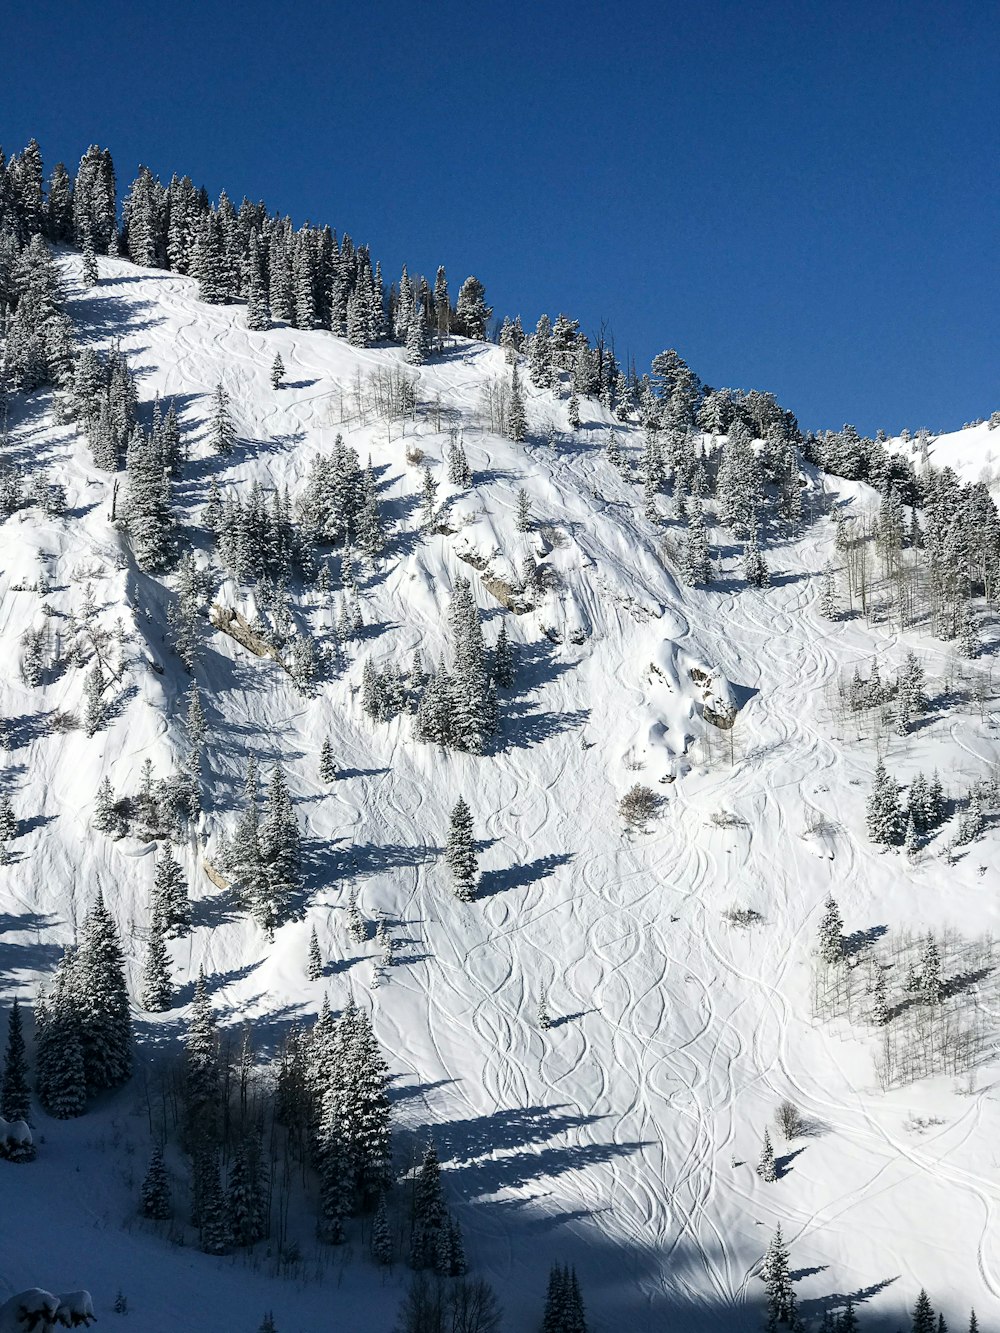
[3,0,997,436]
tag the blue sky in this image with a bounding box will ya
[3,0,997,435]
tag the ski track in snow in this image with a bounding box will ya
[2,254,1000,1331]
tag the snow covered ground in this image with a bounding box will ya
[2,255,999,1331]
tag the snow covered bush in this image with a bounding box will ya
[619,785,660,827]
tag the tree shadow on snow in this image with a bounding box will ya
[774,1146,807,1178]
[478,852,573,897]
[501,703,590,750]
[842,923,889,959]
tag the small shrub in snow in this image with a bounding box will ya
[619,784,659,827]
[723,906,764,928]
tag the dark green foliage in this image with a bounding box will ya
[140,1144,172,1219]
[1,997,30,1121]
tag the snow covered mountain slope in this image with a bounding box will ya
[2,253,1000,1332]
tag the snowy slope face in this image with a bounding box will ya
[2,254,1000,1333]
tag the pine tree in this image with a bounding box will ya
[83,662,107,737]
[820,561,838,618]
[210,382,236,456]
[760,1225,795,1326]
[1,997,30,1122]
[492,621,515,688]
[185,968,219,1142]
[515,487,532,533]
[508,366,527,443]
[912,1291,936,1333]
[867,761,905,846]
[433,266,450,345]
[447,433,471,487]
[346,887,367,945]
[270,353,285,389]
[94,776,122,836]
[757,1127,777,1182]
[153,846,190,937]
[254,764,301,933]
[245,230,270,331]
[141,911,173,1012]
[817,894,843,965]
[308,925,323,980]
[567,388,580,430]
[405,304,430,365]
[919,933,943,1005]
[35,953,87,1119]
[77,891,132,1093]
[228,1134,268,1246]
[258,1314,277,1333]
[410,1141,447,1268]
[743,524,770,587]
[140,1144,172,1219]
[319,737,337,782]
[371,1192,393,1264]
[0,794,18,843]
[446,798,478,902]
[872,965,891,1026]
[376,915,394,968]
[454,276,491,340]
[197,1152,231,1254]
[81,226,99,287]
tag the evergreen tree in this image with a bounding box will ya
[185,968,219,1142]
[140,1144,172,1219]
[405,304,430,365]
[743,524,770,588]
[446,797,478,902]
[919,933,943,1005]
[197,1151,231,1254]
[319,737,337,782]
[94,776,122,836]
[152,846,191,937]
[872,965,891,1026]
[756,1127,777,1182]
[77,891,132,1093]
[210,382,236,455]
[508,365,527,443]
[867,761,905,846]
[83,661,107,737]
[254,764,301,932]
[0,794,18,844]
[35,952,87,1119]
[270,352,285,389]
[1,997,30,1122]
[308,925,323,980]
[912,1291,936,1333]
[567,388,580,430]
[515,487,532,533]
[447,433,471,487]
[245,230,270,330]
[141,910,174,1012]
[817,894,843,965]
[346,887,367,945]
[410,1140,447,1268]
[492,621,515,688]
[433,266,450,345]
[454,276,491,340]
[820,561,838,618]
[682,499,712,585]
[371,1192,393,1264]
[760,1225,795,1327]
[228,1134,268,1246]
[81,226,99,287]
